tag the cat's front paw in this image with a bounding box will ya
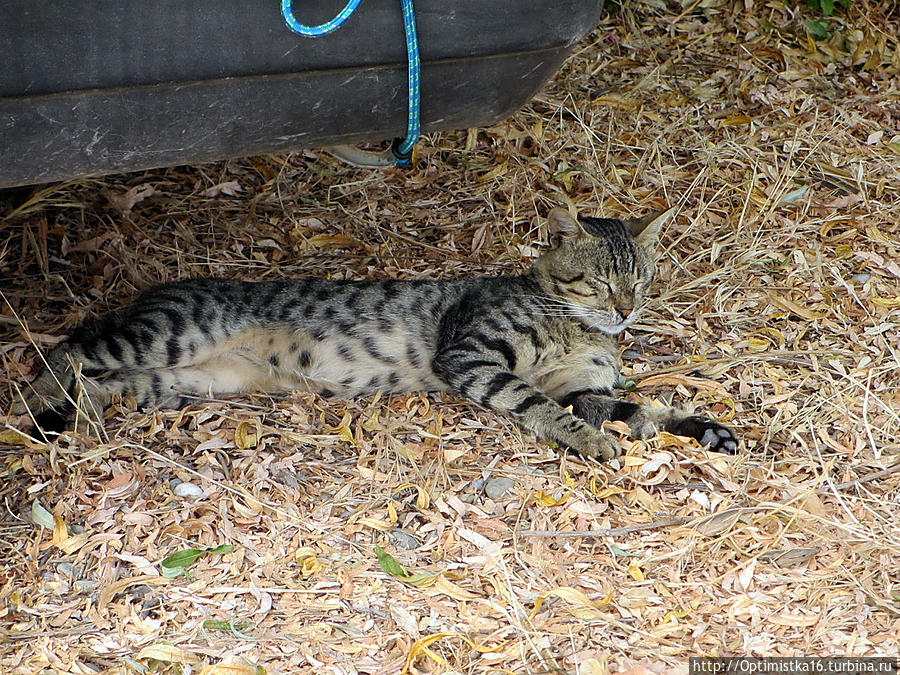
[567,427,622,461]
[671,416,738,454]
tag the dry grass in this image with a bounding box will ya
[1,1,899,673]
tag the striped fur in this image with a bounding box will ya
[14,208,737,458]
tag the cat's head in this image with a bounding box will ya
[532,207,673,335]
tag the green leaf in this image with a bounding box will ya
[806,19,830,40]
[161,544,234,579]
[376,545,409,577]
[30,499,55,529]
[820,0,834,14]
[607,544,638,557]
[375,545,435,587]
[780,185,809,204]
[207,544,235,555]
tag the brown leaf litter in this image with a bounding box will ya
[1,0,899,672]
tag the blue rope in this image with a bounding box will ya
[394,0,419,161]
[281,0,421,166]
[280,0,362,37]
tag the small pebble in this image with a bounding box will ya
[56,562,75,576]
[74,579,98,593]
[484,477,515,500]
[388,528,420,550]
[173,482,203,498]
[852,272,871,284]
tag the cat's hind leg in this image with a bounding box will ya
[22,349,292,432]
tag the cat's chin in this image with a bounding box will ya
[593,323,629,335]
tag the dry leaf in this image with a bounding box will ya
[108,184,157,213]
[235,421,259,449]
[691,508,742,537]
[759,548,820,568]
[200,181,243,198]
[530,587,612,620]
[135,644,201,664]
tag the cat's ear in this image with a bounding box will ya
[547,207,585,246]
[628,208,674,250]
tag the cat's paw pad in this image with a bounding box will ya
[672,416,738,454]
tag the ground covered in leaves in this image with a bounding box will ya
[1,1,899,673]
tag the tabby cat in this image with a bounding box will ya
[13,208,737,459]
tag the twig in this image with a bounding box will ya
[516,516,693,538]
[819,461,900,494]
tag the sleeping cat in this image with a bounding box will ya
[13,208,737,459]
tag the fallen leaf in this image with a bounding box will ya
[530,587,612,620]
[375,545,435,587]
[235,421,259,449]
[136,644,201,665]
[758,548,820,568]
[30,500,54,529]
[691,508,742,537]
[200,181,243,198]
[108,184,157,214]
[161,544,234,579]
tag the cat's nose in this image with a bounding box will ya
[618,307,632,318]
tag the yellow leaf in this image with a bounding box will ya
[662,608,691,623]
[52,515,68,546]
[627,562,644,582]
[0,428,46,449]
[529,587,612,620]
[534,491,566,507]
[871,295,900,307]
[326,411,357,446]
[299,555,322,577]
[294,547,317,561]
[720,115,751,126]
[234,421,258,449]
[415,487,429,510]
[747,337,769,352]
[361,411,380,431]
[136,644,201,664]
[387,500,399,526]
[394,482,430,510]
[833,244,853,257]
[403,632,456,673]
